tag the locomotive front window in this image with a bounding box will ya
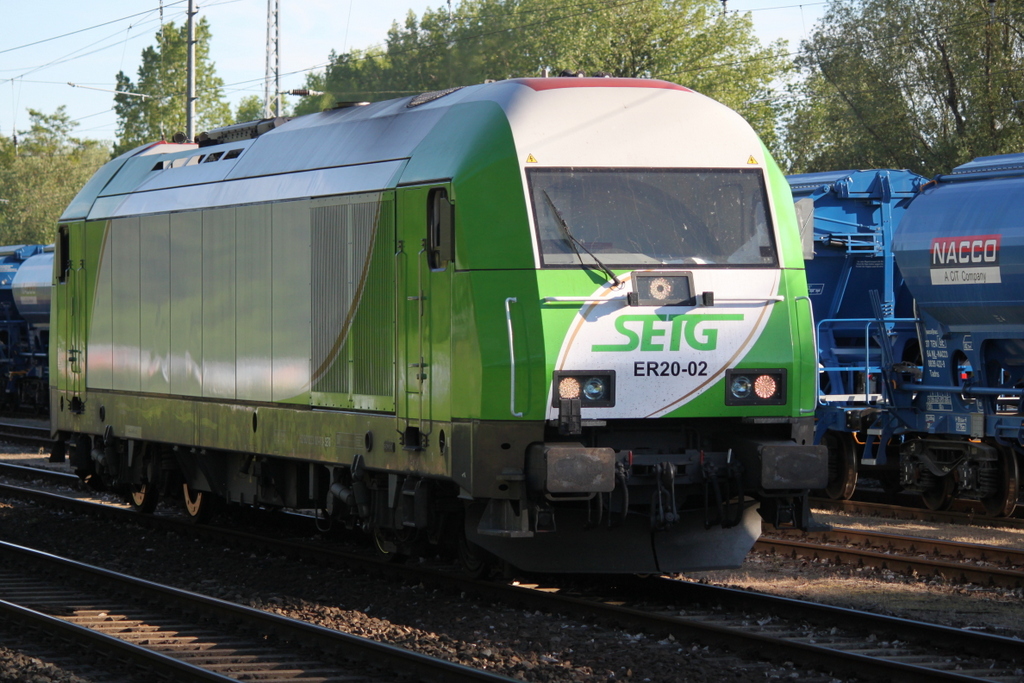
[527,167,777,268]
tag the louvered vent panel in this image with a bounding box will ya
[351,196,394,398]
[310,194,394,404]
[311,202,353,395]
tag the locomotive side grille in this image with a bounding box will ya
[311,202,352,394]
[310,193,395,406]
[350,196,395,399]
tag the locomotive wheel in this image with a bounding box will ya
[182,483,217,523]
[128,483,159,514]
[371,526,407,563]
[73,435,104,491]
[921,474,956,511]
[823,431,858,500]
[981,453,1020,518]
[457,531,490,579]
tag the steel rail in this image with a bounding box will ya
[3,481,1023,681]
[812,497,1024,530]
[0,461,78,486]
[0,420,55,448]
[0,597,237,682]
[0,419,51,437]
[0,540,519,683]
[642,576,1021,662]
[754,536,1024,589]
[771,526,1024,567]
[501,579,1020,682]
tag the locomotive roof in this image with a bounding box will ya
[61,77,759,222]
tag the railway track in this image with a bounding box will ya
[0,539,517,683]
[2,479,1024,681]
[3,462,1022,589]
[773,525,1024,566]
[813,497,1024,531]
[756,528,1024,589]
[0,460,78,486]
[0,419,54,449]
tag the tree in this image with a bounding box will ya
[0,107,109,244]
[294,0,790,145]
[113,19,231,155]
[234,95,265,123]
[234,94,291,122]
[782,0,1024,175]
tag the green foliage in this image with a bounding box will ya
[294,0,790,145]
[235,95,265,123]
[114,19,231,155]
[783,0,1024,175]
[0,107,109,245]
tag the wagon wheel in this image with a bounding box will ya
[981,452,1020,518]
[128,482,159,514]
[823,431,858,500]
[921,474,956,511]
[182,482,218,523]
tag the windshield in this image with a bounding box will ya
[527,168,777,268]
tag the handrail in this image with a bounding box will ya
[794,296,816,414]
[541,295,627,303]
[505,297,523,418]
[815,316,917,406]
[715,296,784,303]
[904,384,1024,397]
[540,295,783,304]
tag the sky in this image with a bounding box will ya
[0,0,827,144]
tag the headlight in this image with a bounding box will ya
[582,377,607,401]
[725,369,786,406]
[552,371,615,407]
[731,375,752,399]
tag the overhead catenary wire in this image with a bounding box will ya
[5,0,780,132]
[0,2,187,57]
[5,0,1020,136]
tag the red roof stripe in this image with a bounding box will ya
[515,77,691,92]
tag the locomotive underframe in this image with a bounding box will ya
[55,387,824,572]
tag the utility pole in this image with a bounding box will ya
[264,0,280,118]
[186,0,197,141]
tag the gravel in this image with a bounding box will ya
[0,492,826,682]
[0,648,90,683]
[3,448,1023,681]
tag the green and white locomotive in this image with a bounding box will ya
[51,77,825,573]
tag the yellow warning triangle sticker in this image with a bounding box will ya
[526,154,538,163]
[747,155,758,164]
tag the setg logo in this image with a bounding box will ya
[592,313,744,352]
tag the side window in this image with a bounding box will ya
[427,187,454,270]
[57,225,70,284]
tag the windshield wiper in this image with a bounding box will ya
[542,190,621,288]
